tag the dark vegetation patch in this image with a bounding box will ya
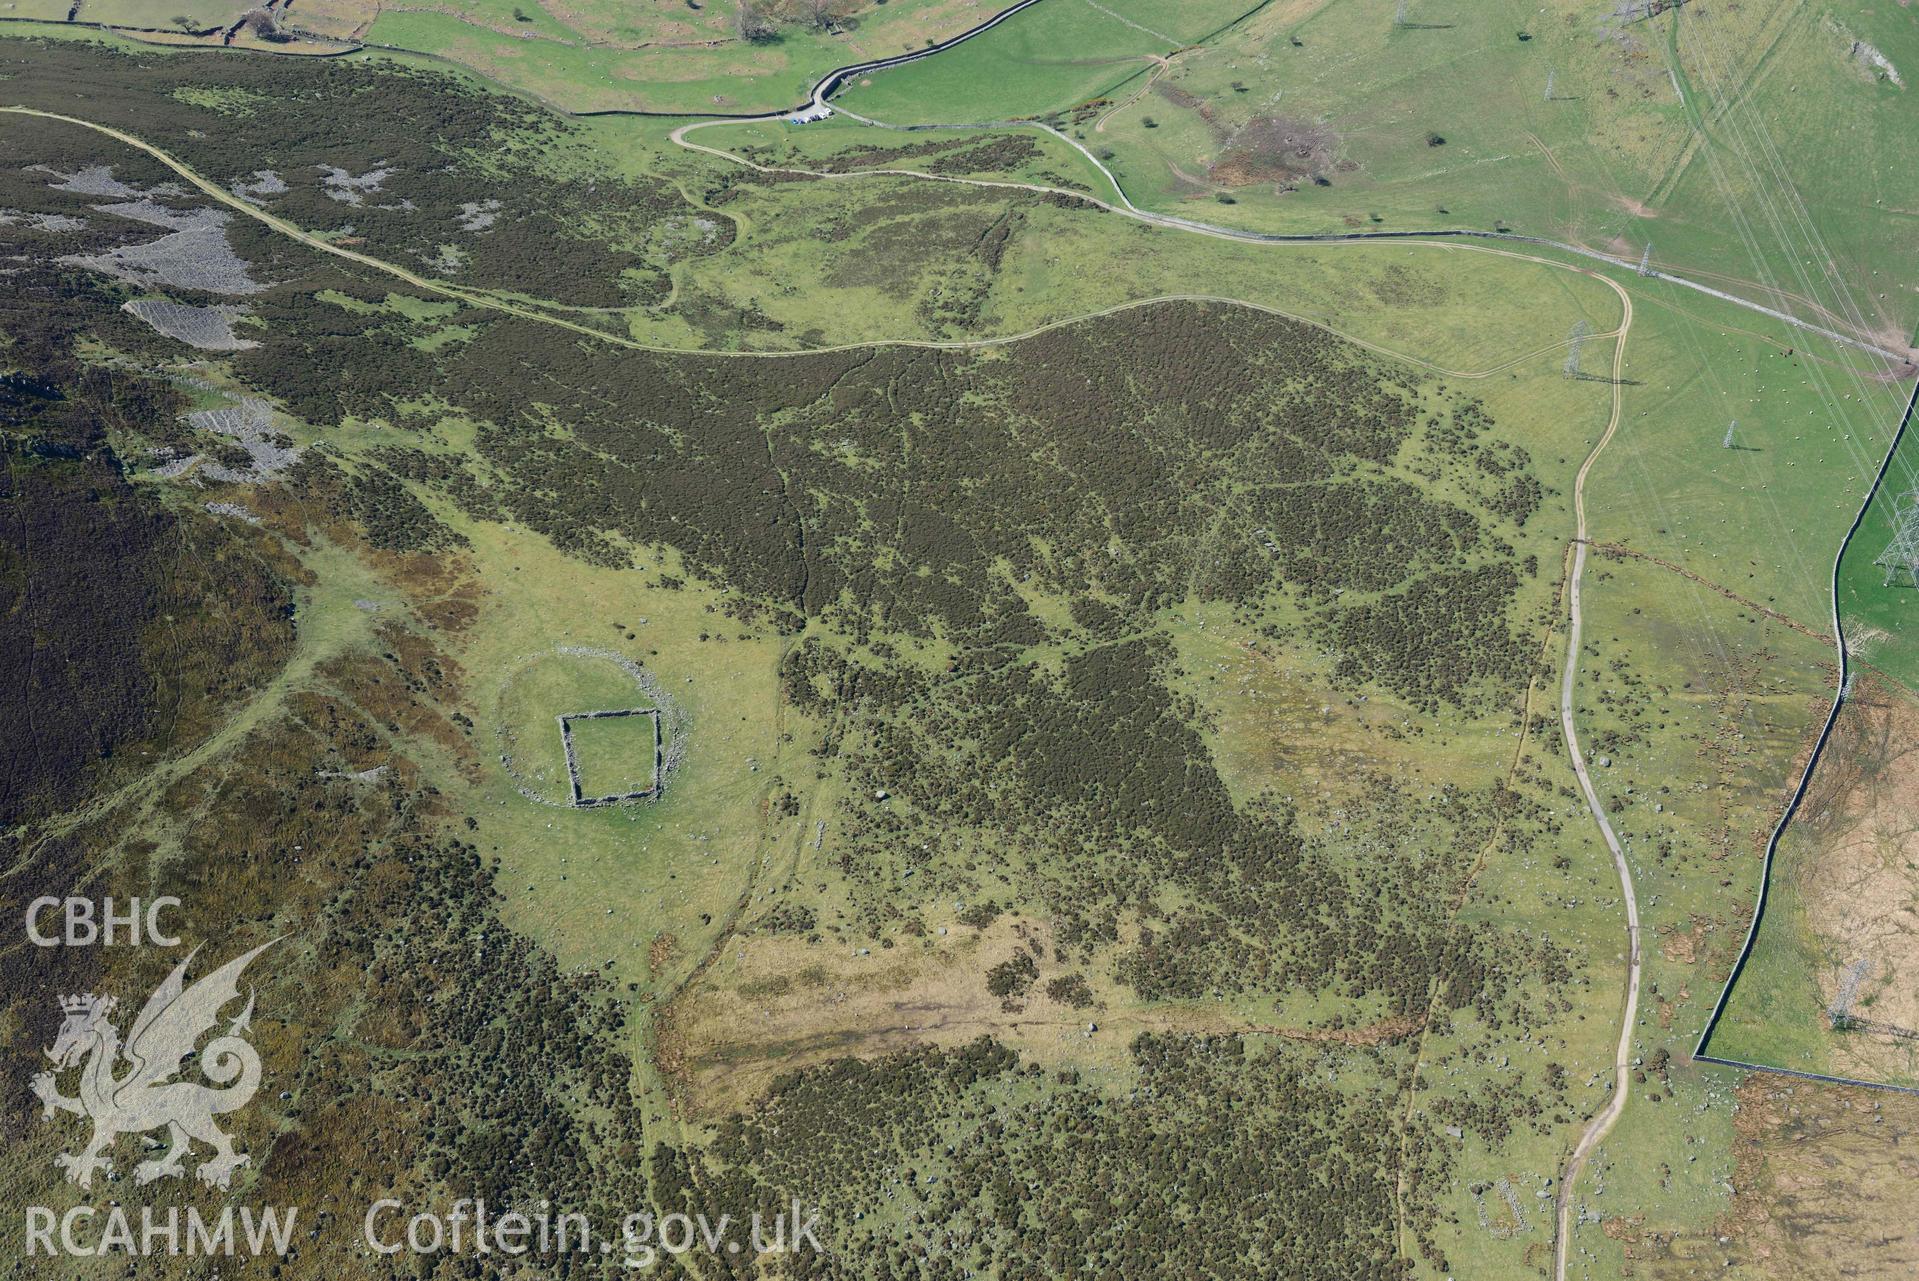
[1210,115,1341,188]
[984,950,1038,999]
[253,296,1539,708]
[230,278,459,426]
[1044,972,1093,1006]
[0,245,643,1263]
[0,39,732,307]
[792,622,1558,1015]
[754,901,820,934]
[667,1032,1411,1279]
[291,450,471,554]
[0,245,295,824]
[0,677,645,1279]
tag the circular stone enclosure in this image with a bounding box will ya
[494,647,684,808]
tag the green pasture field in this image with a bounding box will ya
[1087,0,1672,233]
[1838,405,1919,692]
[362,11,765,114]
[976,0,1919,359]
[1574,287,1911,632]
[76,0,252,29]
[3,0,79,20]
[830,0,1167,124]
[496,649,659,802]
[1703,846,1837,1073]
[414,0,577,44]
[360,0,1000,114]
[1095,0,1264,46]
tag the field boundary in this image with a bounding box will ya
[1691,375,1919,1096]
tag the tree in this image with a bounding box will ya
[735,0,776,42]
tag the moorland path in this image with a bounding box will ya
[1551,285,1639,1281]
[669,115,1910,365]
[0,105,1614,377]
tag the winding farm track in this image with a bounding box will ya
[0,105,1618,380]
[1551,289,1640,1281]
[670,114,1909,365]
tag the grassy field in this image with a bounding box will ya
[497,649,662,801]
[354,0,999,113]
[1543,480,1850,1272]
[76,0,252,28]
[1839,400,1919,691]
[2,0,82,20]
[826,0,1280,125]
[852,0,1919,364]
[831,0,1170,123]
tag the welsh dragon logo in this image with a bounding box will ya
[31,942,275,1190]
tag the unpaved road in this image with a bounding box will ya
[1552,284,1641,1281]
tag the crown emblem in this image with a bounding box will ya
[35,943,275,1191]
